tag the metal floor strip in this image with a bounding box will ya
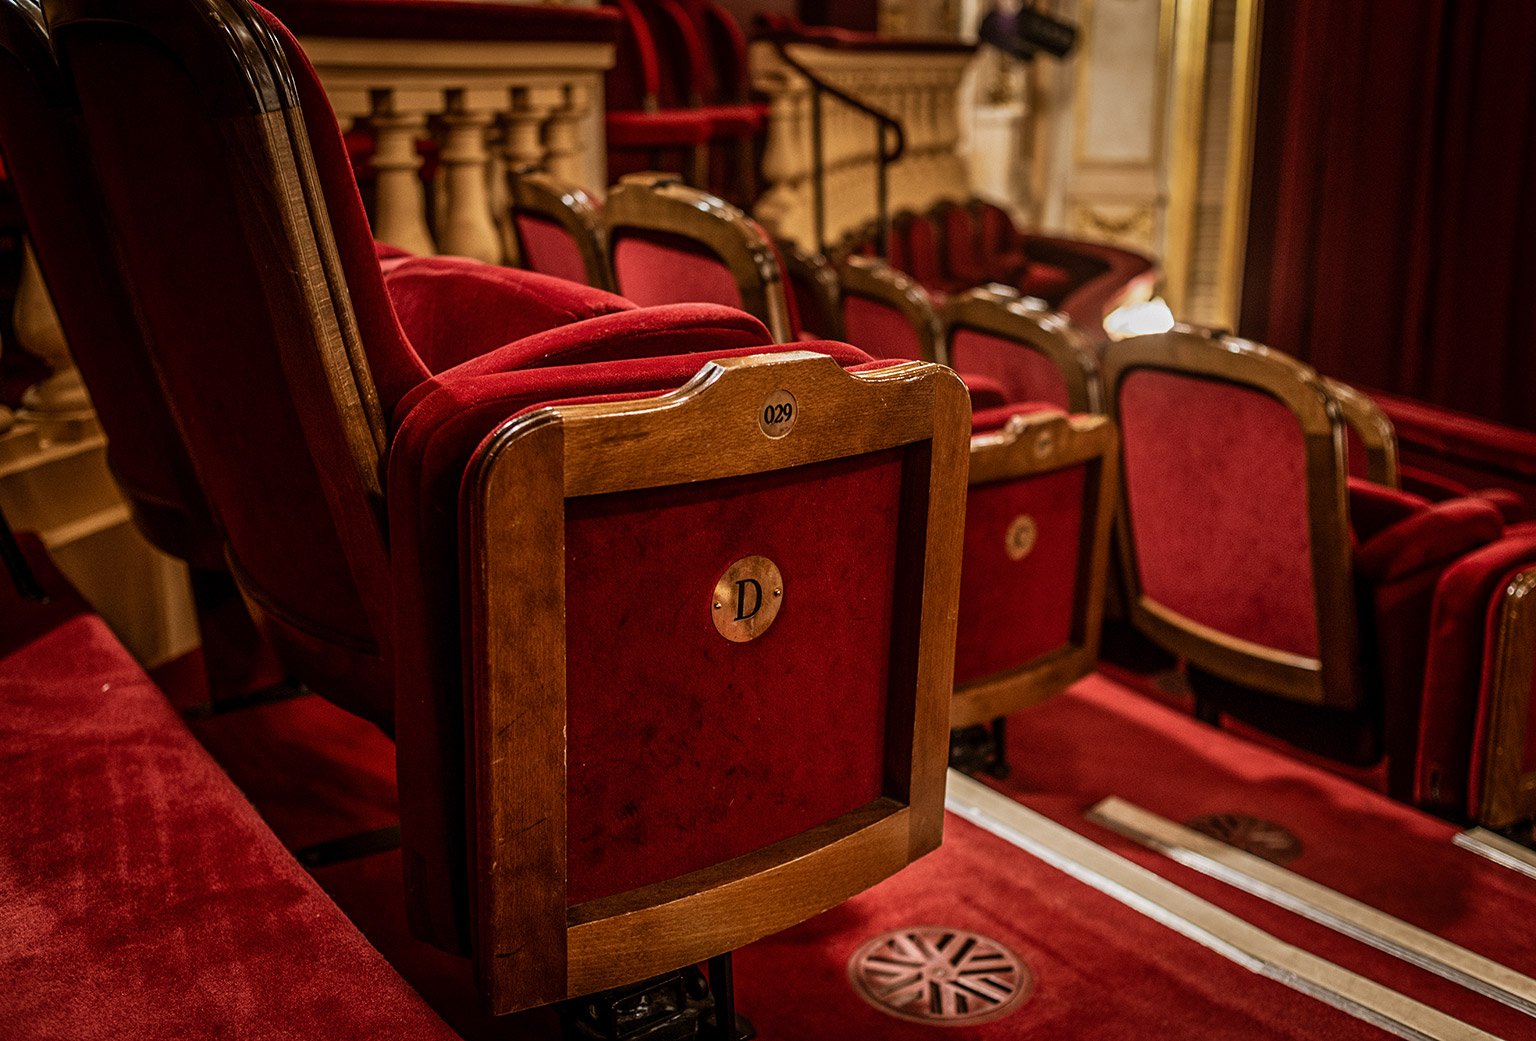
[1085,797,1536,1020]
[943,771,1503,1041]
[1456,829,1536,884]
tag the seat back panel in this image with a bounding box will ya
[950,327,1071,409]
[516,212,596,286]
[564,450,902,904]
[1119,368,1319,658]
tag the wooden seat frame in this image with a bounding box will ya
[1479,564,1536,827]
[1102,326,1362,709]
[951,408,1119,728]
[603,172,795,342]
[1326,377,1401,488]
[775,236,844,339]
[467,350,968,1012]
[942,283,1103,413]
[507,164,613,290]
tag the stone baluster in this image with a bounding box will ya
[14,241,90,422]
[543,84,590,187]
[438,89,503,262]
[370,87,438,255]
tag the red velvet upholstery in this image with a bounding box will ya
[949,327,1072,409]
[1118,369,1319,657]
[513,212,596,286]
[1416,524,1536,816]
[0,538,457,1041]
[610,231,744,309]
[841,292,926,361]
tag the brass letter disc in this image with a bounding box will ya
[711,555,784,642]
[1004,514,1038,561]
[759,389,798,438]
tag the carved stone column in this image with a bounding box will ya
[369,88,439,255]
[438,89,503,262]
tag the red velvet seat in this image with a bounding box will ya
[1103,327,1505,794]
[0,536,458,1041]
[43,0,968,1017]
[942,283,1103,413]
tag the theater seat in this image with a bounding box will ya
[603,172,800,342]
[0,536,458,1041]
[836,254,945,364]
[1103,327,1504,794]
[41,0,968,1018]
[776,236,844,340]
[943,283,1103,413]
[507,165,612,290]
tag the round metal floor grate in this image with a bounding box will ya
[1186,812,1303,864]
[847,927,1032,1025]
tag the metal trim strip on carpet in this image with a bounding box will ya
[1086,797,1536,1020]
[1455,829,1536,884]
[943,771,1503,1041]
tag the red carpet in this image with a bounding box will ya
[182,669,1536,1038]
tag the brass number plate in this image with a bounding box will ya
[759,389,797,438]
[1005,515,1038,561]
[712,555,784,642]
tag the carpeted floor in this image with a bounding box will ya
[177,664,1536,1039]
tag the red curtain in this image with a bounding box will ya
[1240,0,1536,432]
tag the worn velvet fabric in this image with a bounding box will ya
[0,539,456,1041]
[948,327,1073,409]
[611,231,745,310]
[1117,369,1319,657]
[563,450,902,903]
[382,256,633,373]
[1416,524,1536,815]
[514,212,596,287]
[841,291,928,361]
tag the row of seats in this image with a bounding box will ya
[0,0,976,1021]
[501,163,1536,830]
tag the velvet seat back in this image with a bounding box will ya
[842,292,927,361]
[611,229,744,309]
[1117,368,1321,658]
[949,328,1072,409]
[515,212,594,286]
[46,0,409,726]
[0,3,222,570]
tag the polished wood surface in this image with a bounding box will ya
[1480,567,1536,828]
[1326,377,1400,489]
[467,350,969,1014]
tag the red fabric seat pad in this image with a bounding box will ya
[381,256,632,373]
[1118,368,1319,658]
[514,211,596,286]
[605,109,714,147]
[949,327,1073,410]
[841,292,927,361]
[0,539,456,1041]
[954,463,1086,687]
[562,449,903,904]
[390,338,873,949]
[610,228,744,310]
[1417,524,1536,813]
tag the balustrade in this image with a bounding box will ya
[750,35,977,253]
[280,1,618,263]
